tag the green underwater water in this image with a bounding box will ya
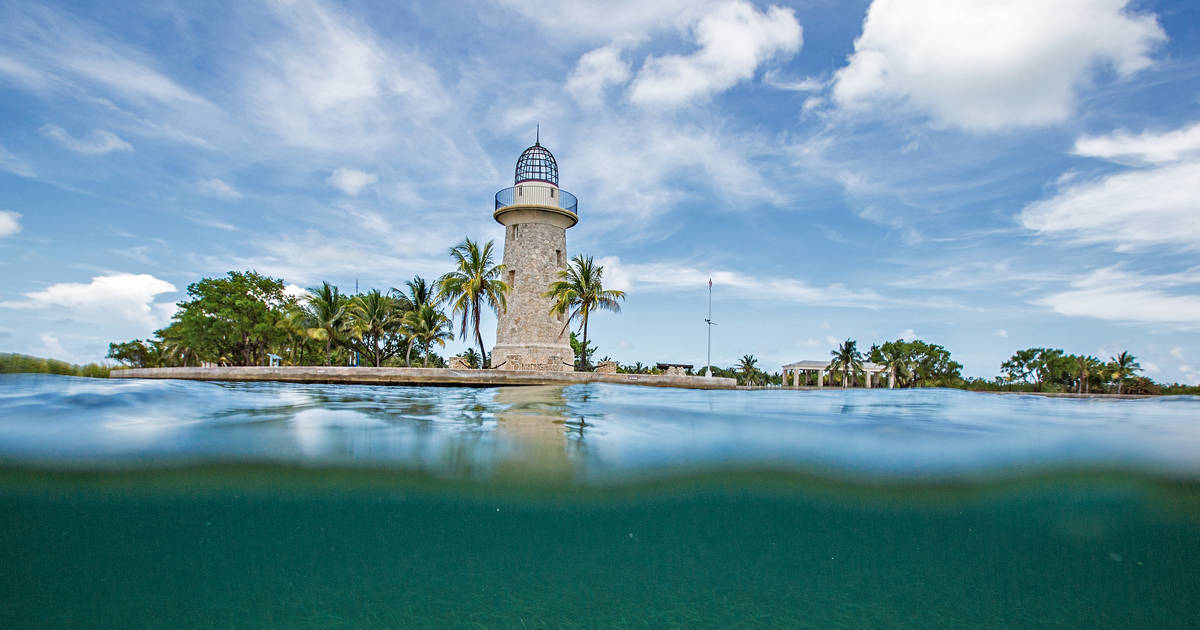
[2,467,1198,629]
[3,376,1200,627]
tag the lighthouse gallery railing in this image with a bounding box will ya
[495,186,578,215]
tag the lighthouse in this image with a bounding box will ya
[489,136,578,371]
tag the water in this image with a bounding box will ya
[1,374,1198,628]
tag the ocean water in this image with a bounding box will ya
[1,374,1198,628]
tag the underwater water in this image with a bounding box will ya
[1,374,1198,628]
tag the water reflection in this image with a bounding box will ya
[492,386,573,478]
[2,375,1200,479]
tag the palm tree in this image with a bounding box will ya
[347,289,405,367]
[544,255,625,370]
[437,238,508,368]
[879,344,909,389]
[402,275,436,310]
[1110,351,1141,395]
[738,354,759,385]
[301,282,348,366]
[403,304,453,367]
[456,347,482,369]
[828,339,864,388]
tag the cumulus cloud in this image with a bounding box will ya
[0,273,177,329]
[832,0,1165,131]
[1073,121,1200,165]
[629,1,802,108]
[326,167,378,196]
[0,211,21,237]
[199,178,242,199]
[39,124,133,155]
[567,42,632,108]
[1035,267,1200,326]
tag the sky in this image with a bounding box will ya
[1,0,1199,382]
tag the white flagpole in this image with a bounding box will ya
[704,278,713,377]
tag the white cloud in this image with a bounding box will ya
[1,273,177,329]
[995,329,1008,338]
[1019,159,1200,252]
[199,178,242,199]
[1170,346,1185,360]
[567,42,632,108]
[1036,267,1200,326]
[40,124,133,155]
[629,1,802,108]
[1073,121,1200,165]
[497,0,710,40]
[832,0,1165,131]
[326,167,378,196]
[762,70,825,92]
[1,5,208,107]
[0,211,21,237]
[242,0,448,154]
[898,328,916,340]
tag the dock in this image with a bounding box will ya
[110,366,738,390]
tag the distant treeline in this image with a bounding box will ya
[0,353,110,378]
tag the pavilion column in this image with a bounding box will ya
[792,369,799,388]
[818,369,825,388]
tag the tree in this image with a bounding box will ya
[828,339,864,388]
[346,289,407,367]
[456,347,482,369]
[544,255,625,371]
[164,271,293,366]
[1001,348,1039,389]
[400,275,435,310]
[1072,354,1103,394]
[738,354,760,385]
[404,304,453,367]
[1109,351,1141,395]
[569,331,597,370]
[299,282,349,366]
[107,339,166,368]
[437,238,508,368]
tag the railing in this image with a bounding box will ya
[495,186,578,215]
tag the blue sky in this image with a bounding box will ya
[2,0,1200,382]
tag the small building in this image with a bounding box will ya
[782,360,889,388]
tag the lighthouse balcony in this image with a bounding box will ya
[495,185,578,215]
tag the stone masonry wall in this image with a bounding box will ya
[491,214,574,371]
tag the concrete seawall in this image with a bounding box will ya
[111,366,738,390]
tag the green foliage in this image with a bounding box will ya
[0,353,110,377]
[437,238,507,367]
[161,271,295,366]
[345,289,408,367]
[828,339,865,388]
[868,339,963,388]
[544,255,624,371]
[997,347,1141,393]
[569,332,598,370]
[456,348,482,369]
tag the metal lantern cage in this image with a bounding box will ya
[514,143,559,186]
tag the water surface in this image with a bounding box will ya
[1,375,1198,628]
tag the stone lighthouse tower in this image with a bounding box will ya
[490,137,578,371]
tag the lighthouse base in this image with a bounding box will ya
[490,342,575,372]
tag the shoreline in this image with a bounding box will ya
[110,365,737,390]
